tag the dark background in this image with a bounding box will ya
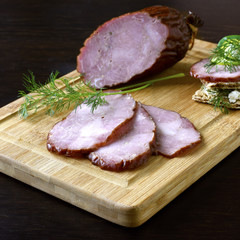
[0,0,239,239]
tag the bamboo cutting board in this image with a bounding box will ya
[0,39,239,227]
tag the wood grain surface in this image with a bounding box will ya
[1,39,239,227]
[0,0,239,239]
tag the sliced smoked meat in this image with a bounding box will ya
[47,94,136,157]
[143,105,201,157]
[77,6,192,89]
[190,58,240,83]
[88,103,156,171]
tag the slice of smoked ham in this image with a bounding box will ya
[77,6,191,89]
[190,58,240,83]
[47,94,136,156]
[88,104,156,171]
[142,105,201,157]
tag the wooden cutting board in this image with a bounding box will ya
[0,39,239,227]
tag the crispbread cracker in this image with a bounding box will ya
[200,79,240,89]
[192,88,240,109]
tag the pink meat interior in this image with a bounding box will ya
[143,105,201,157]
[78,12,168,88]
[47,94,136,152]
[190,58,240,82]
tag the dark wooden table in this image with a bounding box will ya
[0,0,239,239]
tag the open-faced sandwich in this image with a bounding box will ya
[190,35,240,112]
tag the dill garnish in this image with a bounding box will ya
[18,71,185,118]
[202,35,240,113]
[202,86,232,114]
[209,91,231,114]
[204,35,240,73]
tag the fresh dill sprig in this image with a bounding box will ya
[203,87,232,114]
[18,71,185,118]
[209,94,230,114]
[18,71,106,118]
[204,35,240,73]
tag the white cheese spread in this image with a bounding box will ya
[228,90,240,103]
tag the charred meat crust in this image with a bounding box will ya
[141,6,191,62]
[89,148,152,172]
[127,6,192,81]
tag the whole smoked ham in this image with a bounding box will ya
[77,6,193,88]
